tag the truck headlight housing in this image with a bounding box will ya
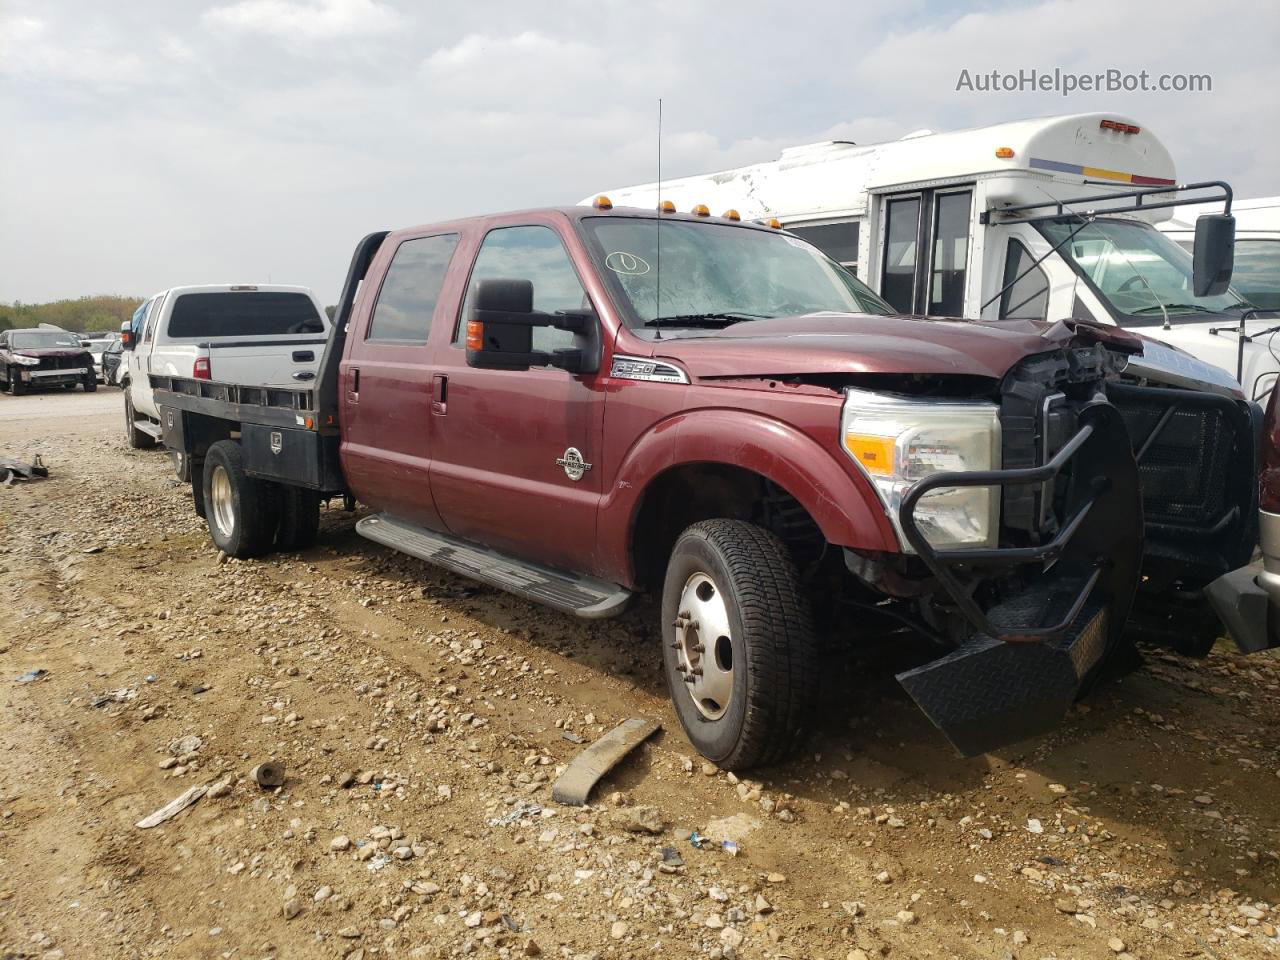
[841,388,1001,551]
[11,354,41,366]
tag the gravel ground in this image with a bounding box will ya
[1,390,1279,960]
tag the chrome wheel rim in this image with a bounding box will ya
[210,465,235,540]
[673,572,734,720]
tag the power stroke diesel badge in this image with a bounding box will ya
[556,447,591,481]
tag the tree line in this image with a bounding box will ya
[0,295,143,334]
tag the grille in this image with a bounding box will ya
[1118,400,1234,527]
[38,356,84,371]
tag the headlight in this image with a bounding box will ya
[841,388,1001,551]
[11,354,41,366]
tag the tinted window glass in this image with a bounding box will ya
[1000,240,1049,320]
[882,197,919,312]
[929,191,970,317]
[459,226,586,352]
[369,234,459,342]
[167,293,324,339]
[787,221,860,266]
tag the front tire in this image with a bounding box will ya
[84,377,97,393]
[661,519,818,770]
[202,440,276,558]
[8,369,26,396]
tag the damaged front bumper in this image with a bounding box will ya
[1205,509,1280,655]
[892,402,1143,756]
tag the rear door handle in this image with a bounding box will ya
[432,374,448,415]
[292,350,315,362]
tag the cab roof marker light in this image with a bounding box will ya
[592,195,613,210]
[658,200,676,213]
[722,209,741,221]
[1100,119,1140,135]
[230,285,259,291]
[765,218,782,229]
[691,204,710,217]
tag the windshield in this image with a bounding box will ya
[10,331,83,349]
[1233,239,1280,311]
[1040,217,1249,325]
[580,216,893,332]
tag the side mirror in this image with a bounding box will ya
[1193,213,1235,297]
[465,278,601,374]
[465,279,536,370]
[120,320,135,351]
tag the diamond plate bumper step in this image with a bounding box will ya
[356,514,632,619]
[897,592,1110,757]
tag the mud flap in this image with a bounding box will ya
[1205,564,1280,654]
[897,600,1109,756]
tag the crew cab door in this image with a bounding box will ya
[339,232,461,530]
[876,187,974,317]
[128,293,167,419]
[428,220,607,574]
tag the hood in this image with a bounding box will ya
[650,313,1139,381]
[10,347,92,360]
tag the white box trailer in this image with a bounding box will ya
[591,113,1276,401]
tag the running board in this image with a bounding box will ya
[356,515,632,619]
[134,419,163,439]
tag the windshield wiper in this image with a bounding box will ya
[643,312,767,329]
[1130,303,1210,316]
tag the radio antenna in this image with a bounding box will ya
[654,97,663,340]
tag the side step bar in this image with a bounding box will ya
[134,419,163,439]
[356,514,632,619]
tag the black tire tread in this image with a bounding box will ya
[276,487,321,551]
[203,440,276,558]
[674,519,818,770]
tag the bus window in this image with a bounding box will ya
[929,190,971,317]
[999,239,1049,320]
[882,197,920,312]
[787,221,860,268]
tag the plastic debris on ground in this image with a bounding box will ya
[688,831,741,855]
[487,801,543,827]
[0,454,49,485]
[15,669,48,684]
[92,687,137,707]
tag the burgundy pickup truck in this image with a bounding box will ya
[153,203,1261,768]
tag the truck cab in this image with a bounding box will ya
[154,204,1262,770]
[595,113,1275,401]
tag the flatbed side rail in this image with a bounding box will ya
[151,374,318,432]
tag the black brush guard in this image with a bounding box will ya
[893,402,1143,756]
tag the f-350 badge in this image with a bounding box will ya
[556,447,591,481]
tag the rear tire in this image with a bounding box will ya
[202,440,276,558]
[276,487,321,551]
[661,519,818,770]
[124,392,155,449]
[170,450,191,483]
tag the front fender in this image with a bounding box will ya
[597,407,897,586]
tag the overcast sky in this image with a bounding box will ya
[2,0,1277,305]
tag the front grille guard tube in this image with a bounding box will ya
[897,421,1102,644]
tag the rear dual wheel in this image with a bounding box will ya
[661,519,818,771]
[202,440,320,557]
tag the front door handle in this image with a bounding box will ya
[347,367,359,403]
[431,374,448,415]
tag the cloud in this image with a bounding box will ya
[202,0,400,41]
[0,14,145,87]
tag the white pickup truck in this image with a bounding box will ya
[121,284,330,459]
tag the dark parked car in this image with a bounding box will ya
[102,339,126,386]
[0,329,98,395]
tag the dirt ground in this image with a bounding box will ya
[1,389,1278,960]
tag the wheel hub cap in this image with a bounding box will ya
[210,465,235,539]
[674,572,734,720]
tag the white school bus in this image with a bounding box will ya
[593,113,1275,400]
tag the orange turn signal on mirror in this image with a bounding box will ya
[465,321,484,351]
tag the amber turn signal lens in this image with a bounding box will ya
[465,321,484,351]
[995,146,1014,159]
